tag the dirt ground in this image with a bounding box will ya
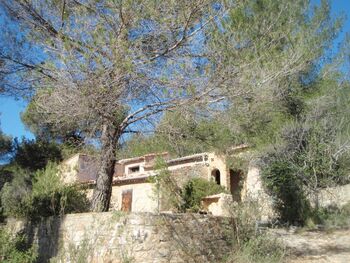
[270,228,350,263]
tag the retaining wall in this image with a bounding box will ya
[6,212,234,263]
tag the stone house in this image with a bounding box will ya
[60,145,273,216]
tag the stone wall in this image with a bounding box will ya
[202,193,233,217]
[309,183,350,208]
[170,164,209,186]
[6,212,234,263]
[241,165,276,221]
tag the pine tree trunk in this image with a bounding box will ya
[91,123,120,212]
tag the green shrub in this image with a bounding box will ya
[229,200,260,245]
[1,162,90,219]
[306,202,350,229]
[261,113,350,225]
[262,159,312,225]
[180,177,226,212]
[29,162,90,217]
[226,234,285,263]
[0,227,37,263]
[149,159,228,212]
[224,201,286,263]
[0,167,33,218]
[149,158,183,212]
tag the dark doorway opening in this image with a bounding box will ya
[230,169,242,201]
[211,169,221,185]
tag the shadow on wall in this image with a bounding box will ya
[17,217,61,263]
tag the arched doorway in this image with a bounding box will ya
[230,169,242,201]
[211,169,221,185]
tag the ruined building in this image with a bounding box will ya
[60,145,273,217]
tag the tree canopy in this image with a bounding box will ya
[0,0,226,211]
[0,0,349,214]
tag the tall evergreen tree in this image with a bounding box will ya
[0,0,224,211]
[0,0,347,213]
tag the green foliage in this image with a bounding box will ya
[230,200,261,245]
[158,111,239,155]
[226,234,285,263]
[13,138,62,171]
[29,162,90,218]
[149,159,227,212]
[1,0,349,222]
[262,160,312,225]
[0,163,89,219]
[224,200,286,263]
[0,227,37,263]
[0,166,33,218]
[327,202,350,228]
[0,128,13,218]
[305,202,350,230]
[118,134,171,159]
[0,129,12,161]
[206,0,344,151]
[0,136,88,219]
[119,110,240,158]
[118,0,348,162]
[156,111,240,156]
[148,158,182,212]
[22,102,90,155]
[180,178,226,212]
[22,101,100,160]
[261,77,350,225]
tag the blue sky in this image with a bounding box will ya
[0,0,349,140]
[0,97,34,140]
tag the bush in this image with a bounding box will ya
[13,139,63,172]
[262,159,312,225]
[180,177,226,212]
[260,88,350,226]
[149,158,183,212]
[0,227,37,263]
[226,234,285,263]
[1,162,90,219]
[224,200,286,263]
[0,167,33,218]
[229,200,260,245]
[150,159,229,213]
[30,162,90,217]
[305,202,350,229]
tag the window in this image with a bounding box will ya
[128,166,140,174]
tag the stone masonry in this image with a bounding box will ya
[6,212,235,263]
